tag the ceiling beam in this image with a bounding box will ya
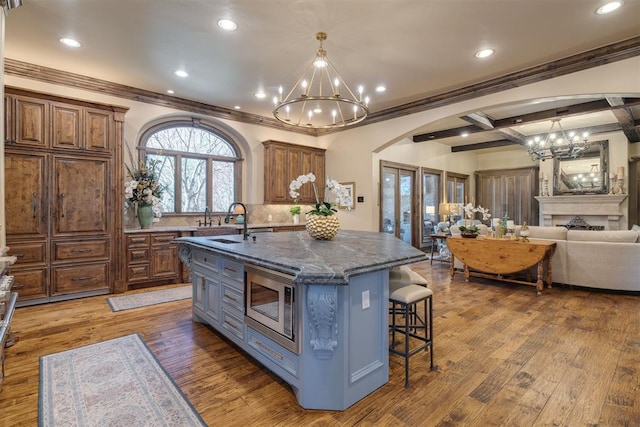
[413,97,640,143]
[607,97,640,142]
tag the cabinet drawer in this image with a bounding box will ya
[221,258,243,283]
[7,241,46,265]
[193,250,219,271]
[127,234,150,248]
[150,233,178,245]
[52,263,109,295]
[8,267,48,301]
[221,309,244,342]
[128,264,150,282]
[53,239,109,261]
[128,248,149,264]
[247,327,299,378]
[221,283,244,311]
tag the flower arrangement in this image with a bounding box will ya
[463,203,491,222]
[125,157,164,218]
[289,173,352,216]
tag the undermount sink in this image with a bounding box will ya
[208,237,240,244]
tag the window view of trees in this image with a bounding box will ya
[142,124,240,214]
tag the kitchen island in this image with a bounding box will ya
[176,230,427,410]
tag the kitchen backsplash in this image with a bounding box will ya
[125,204,304,228]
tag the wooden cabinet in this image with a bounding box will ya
[126,231,183,289]
[4,87,127,305]
[262,140,325,204]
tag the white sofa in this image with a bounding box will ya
[514,226,640,291]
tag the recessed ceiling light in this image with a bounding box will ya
[375,85,386,93]
[234,105,241,110]
[474,48,495,59]
[217,19,238,31]
[60,38,81,48]
[254,92,266,99]
[166,89,175,94]
[461,132,469,138]
[174,70,189,78]
[596,1,622,14]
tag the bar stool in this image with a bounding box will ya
[389,284,434,388]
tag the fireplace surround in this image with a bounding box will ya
[536,194,628,230]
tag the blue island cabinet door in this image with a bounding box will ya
[295,269,389,410]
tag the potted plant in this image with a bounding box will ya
[289,173,352,240]
[459,224,479,238]
[289,205,301,225]
[125,157,164,229]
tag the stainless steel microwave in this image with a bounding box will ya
[245,264,298,353]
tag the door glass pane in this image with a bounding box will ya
[422,172,439,241]
[181,157,206,212]
[381,168,397,234]
[456,182,465,204]
[400,172,413,244]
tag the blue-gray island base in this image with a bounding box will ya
[176,230,427,410]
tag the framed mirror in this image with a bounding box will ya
[553,140,608,195]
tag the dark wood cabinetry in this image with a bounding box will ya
[126,231,187,289]
[4,87,127,305]
[262,140,325,204]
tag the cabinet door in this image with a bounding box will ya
[13,95,48,148]
[51,103,82,150]
[151,245,179,280]
[5,152,47,238]
[53,156,109,236]
[265,144,291,202]
[85,108,112,152]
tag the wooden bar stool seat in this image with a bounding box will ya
[389,284,435,388]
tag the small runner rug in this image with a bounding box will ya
[107,285,191,312]
[39,334,206,427]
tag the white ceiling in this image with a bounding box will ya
[4,0,640,148]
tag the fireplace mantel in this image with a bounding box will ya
[536,194,628,230]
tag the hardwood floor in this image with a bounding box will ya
[1,262,639,426]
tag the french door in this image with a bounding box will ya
[380,161,418,247]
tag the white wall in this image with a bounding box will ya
[5,55,640,232]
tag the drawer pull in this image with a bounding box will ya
[12,284,24,290]
[155,237,174,242]
[70,248,92,253]
[71,276,92,282]
[225,267,237,274]
[13,253,25,258]
[224,294,238,303]
[131,253,146,259]
[223,319,240,330]
[255,340,284,360]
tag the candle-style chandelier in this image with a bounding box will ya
[272,32,369,129]
[527,118,590,161]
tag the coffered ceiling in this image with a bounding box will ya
[4,0,640,149]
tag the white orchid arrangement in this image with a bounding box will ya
[463,203,491,222]
[289,173,352,216]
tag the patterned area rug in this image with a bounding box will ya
[107,286,191,312]
[39,334,206,427]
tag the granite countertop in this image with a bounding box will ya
[176,230,427,285]
[125,222,302,233]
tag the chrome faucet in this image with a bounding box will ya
[226,202,249,240]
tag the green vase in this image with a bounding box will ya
[137,203,154,229]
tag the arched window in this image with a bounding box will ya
[140,119,243,214]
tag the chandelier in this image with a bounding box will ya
[527,118,590,161]
[272,32,369,129]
